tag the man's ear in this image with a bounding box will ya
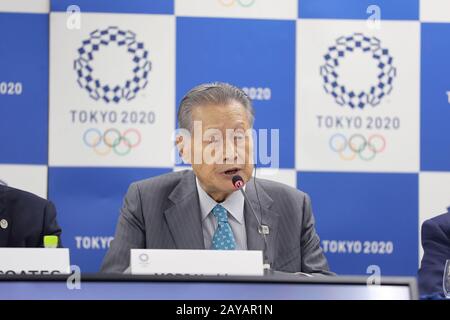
[176,134,191,164]
[175,134,184,156]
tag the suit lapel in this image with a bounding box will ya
[245,178,280,265]
[0,186,11,247]
[164,171,205,249]
[162,171,280,257]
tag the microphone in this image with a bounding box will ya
[232,175,271,270]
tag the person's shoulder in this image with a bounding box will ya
[0,185,48,203]
[255,177,308,201]
[1,185,49,207]
[423,212,450,234]
[422,212,450,246]
[131,169,192,193]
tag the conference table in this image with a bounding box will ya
[0,273,418,300]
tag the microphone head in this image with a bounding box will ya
[232,175,244,190]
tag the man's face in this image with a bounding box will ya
[178,101,254,200]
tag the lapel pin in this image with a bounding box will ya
[0,219,8,229]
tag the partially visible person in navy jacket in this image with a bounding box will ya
[0,181,62,247]
[418,208,450,296]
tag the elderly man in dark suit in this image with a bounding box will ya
[101,82,332,275]
[418,208,450,296]
[0,182,62,247]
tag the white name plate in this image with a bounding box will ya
[131,249,263,276]
[0,248,70,275]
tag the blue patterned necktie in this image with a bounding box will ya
[211,204,236,250]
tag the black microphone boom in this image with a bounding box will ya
[232,175,271,270]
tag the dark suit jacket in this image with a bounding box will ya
[418,211,450,295]
[101,170,332,275]
[0,185,62,247]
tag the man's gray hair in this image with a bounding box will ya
[177,82,254,131]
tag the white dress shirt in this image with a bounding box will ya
[195,177,248,250]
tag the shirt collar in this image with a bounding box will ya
[195,177,245,224]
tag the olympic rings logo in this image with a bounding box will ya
[83,128,142,156]
[217,0,256,7]
[329,133,386,161]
